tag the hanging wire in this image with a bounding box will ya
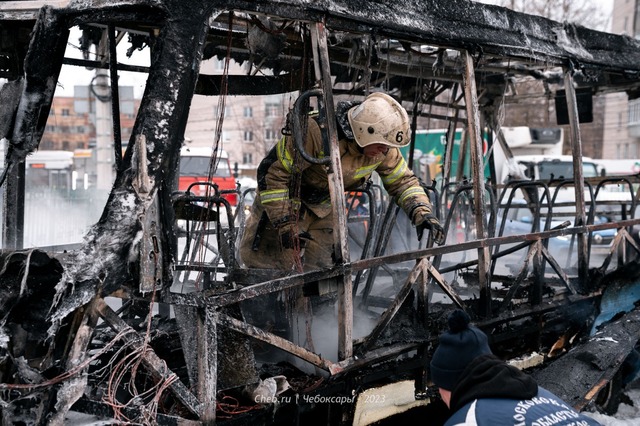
[187,12,235,290]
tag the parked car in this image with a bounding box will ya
[497,202,617,267]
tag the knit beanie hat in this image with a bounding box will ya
[430,310,492,391]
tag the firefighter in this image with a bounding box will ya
[239,92,445,275]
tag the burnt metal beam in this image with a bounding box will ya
[564,70,590,283]
[540,243,574,293]
[8,0,640,86]
[196,307,217,422]
[333,343,421,376]
[167,218,640,311]
[108,24,123,174]
[195,70,304,96]
[357,257,464,357]
[476,292,601,332]
[351,218,640,273]
[311,22,354,361]
[218,313,340,373]
[595,227,640,273]
[2,6,68,249]
[424,259,466,308]
[168,266,347,308]
[498,243,538,313]
[62,56,149,73]
[357,259,428,356]
[462,49,491,317]
[441,90,461,197]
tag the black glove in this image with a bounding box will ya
[278,223,313,249]
[415,213,445,245]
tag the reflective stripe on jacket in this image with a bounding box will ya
[256,116,431,224]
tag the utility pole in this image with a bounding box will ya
[94,32,114,191]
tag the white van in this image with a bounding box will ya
[499,155,599,183]
[499,155,632,219]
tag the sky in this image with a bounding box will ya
[475,0,614,30]
[56,27,149,98]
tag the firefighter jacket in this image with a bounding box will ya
[256,116,433,226]
[238,116,435,271]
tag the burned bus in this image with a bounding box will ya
[1,0,640,424]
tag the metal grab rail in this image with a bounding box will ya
[292,88,331,165]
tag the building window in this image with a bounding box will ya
[41,140,54,149]
[62,140,70,150]
[243,153,253,164]
[244,131,253,141]
[265,103,280,117]
[244,106,253,118]
[629,99,640,125]
[265,129,278,141]
[61,109,70,116]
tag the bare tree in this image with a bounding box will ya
[473,0,611,159]
[482,0,610,31]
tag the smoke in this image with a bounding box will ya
[296,299,377,364]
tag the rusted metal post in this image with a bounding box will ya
[442,92,459,191]
[563,71,589,283]
[415,260,429,396]
[107,24,123,174]
[197,307,217,423]
[311,22,353,360]
[462,50,491,316]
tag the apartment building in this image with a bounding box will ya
[603,0,640,159]
[43,85,138,152]
[185,57,289,178]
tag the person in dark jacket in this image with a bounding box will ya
[430,310,603,426]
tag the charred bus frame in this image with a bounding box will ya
[2,0,640,424]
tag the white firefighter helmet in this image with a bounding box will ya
[347,92,410,148]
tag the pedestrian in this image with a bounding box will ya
[239,92,445,279]
[430,309,603,426]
